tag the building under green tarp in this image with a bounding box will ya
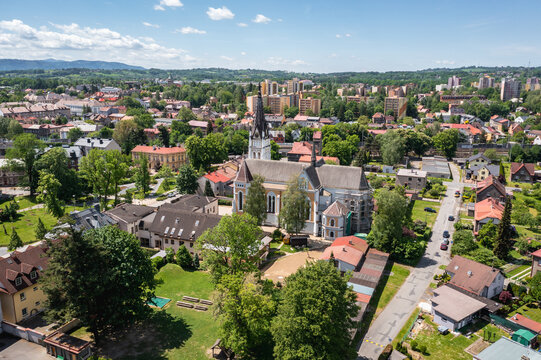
[512,329,536,346]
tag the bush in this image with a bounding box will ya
[151,256,164,270]
[378,344,393,360]
[410,340,418,351]
[165,247,175,263]
[499,290,512,304]
[272,229,283,242]
[218,199,232,206]
[418,344,427,354]
[412,220,427,233]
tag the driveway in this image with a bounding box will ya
[0,336,50,360]
[357,162,462,359]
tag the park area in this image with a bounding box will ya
[410,199,441,228]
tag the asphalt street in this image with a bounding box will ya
[357,163,463,359]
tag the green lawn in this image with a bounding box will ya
[410,316,477,360]
[14,195,39,209]
[105,264,219,360]
[270,241,298,254]
[0,207,58,246]
[393,309,420,346]
[512,304,541,323]
[506,264,530,278]
[410,200,441,228]
[155,178,176,196]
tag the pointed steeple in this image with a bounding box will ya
[252,83,268,139]
[311,141,317,167]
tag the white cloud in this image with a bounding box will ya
[143,22,160,28]
[220,55,233,61]
[277,18,283,22]
[177,26,206,35]
[252,14,271,24]
[345,33,351,37]
[207,6,234,20]
[237,22,248,27]
[0,19,196,68]
[266,57,308,69]
[435,60,456,65]
[335,34,341,38]
[154,0,182,10]
[336,33,351,38]
[240,51,246,56]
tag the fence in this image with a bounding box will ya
[489,313,526,333]
[1,320,45,345]
[399,309,421,344]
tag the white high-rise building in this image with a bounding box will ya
[500,78,521,101]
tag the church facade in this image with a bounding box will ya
[233,88,373,238]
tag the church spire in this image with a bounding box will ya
[311,141,317,167]
[252,83,268,139]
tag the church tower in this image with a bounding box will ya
[248,85,271,160]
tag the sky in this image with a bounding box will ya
[1,0,541,72]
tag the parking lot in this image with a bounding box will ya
[0,336,50,360]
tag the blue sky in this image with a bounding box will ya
[1,0,540,72]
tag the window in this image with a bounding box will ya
[33,286,38,291]
[22,308,27,317]
[15,277,22,286]
[171,240,175,245]
[165,239,169,244]
[267,193,276,213]
[20,292,26,301]
[190,243,193,248]
[35,301,40,306]
[330,219,335,227]
[330,231,334,238]
[238,191,244,211]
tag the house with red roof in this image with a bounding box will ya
[474,198,504,232]
[320,235,369,272]
[200,170,234,196]
[298,155,340,166]
[508,313,541,335]
[476,175,507,203]
[531,249,541,277]
[287,141,316,162]
[511,162,536,183]
[441,123,483,142]
[131,145,187,172]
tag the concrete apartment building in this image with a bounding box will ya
[448,76,462,88]
[299,97,321,115]
[526,77,540,91]
[383,96,408,120]
[261,79,279,95]
[268,95,293,115]
[287,78,303,94]
[478,76,495,89]
[131,145,187,172]
[500,78,521,101]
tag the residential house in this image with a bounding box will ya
[445,255,505,298]
[509,123,524,136]
[467,154,492,167]
[441,123,483,143]
[70,207,117,232]
[74,137,121,155]
[320,235,369,272]
[131,145,187,172]
[489,116,510,131]
[511,162,535,183]
[395,169,427,191]
[467,164,500,181]
[200,171,233,196]
[431,285,486,331]
[531,249,541,277]
[44,145,83,170]
[508,313,541,335]
[104,204,156,238]
[476,175,507,203]
[534,136,541,145]
[372,112,385,124]
[171,194,219,214]
[474,198,504,232]
[422,157,451,178]
[0,243,49,323]
[188,120,211,135]
[287,141,316,162]
[473,337,541,360]
[148,204,221,255]
[0,158,24,186]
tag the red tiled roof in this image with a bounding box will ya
[313,131,322,140]
[0,243,49,295]
[356,293,371,303]
[320,245,364,268]
[204,171,230,184]
[508,313,541,334]
[532,249,541,258]
[476,175,506,197]
[475,198,504,222]
[368,129,387,135]
[510,162,535,176]
[330,236,369,254]
[131,145,185,154]
[288,141,313,155]
[298,155,340,164]
[442,123,482,135]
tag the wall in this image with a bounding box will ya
[1,320,45,345]
[12,285,47,323]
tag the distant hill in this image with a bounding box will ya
[0,59,145,71]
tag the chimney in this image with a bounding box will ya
[467,270,472,277]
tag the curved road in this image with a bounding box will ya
[357,163,463,359]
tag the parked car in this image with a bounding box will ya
[440,243,448,250]
[442,239,449,245]
[454,191,461,198]
[443,230,450,238]
[448,215,455,221]
[424,207,437,213]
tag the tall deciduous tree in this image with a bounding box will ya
[433,129,460,158]
[37,171,64,218]
[7,134,44,195]
[214,274,276,358]
[134,155,151,196]
[279,175,310,235]
[79,149,113,210]
[494,198,513,259]
[176,164,199,194]
[106,150,129,206]
[36,146,81,201]
[41,227,156,344]
[367,188,409,254]
[244,175,267,225]
[197,213,263,283]
[377,131,406,166]
[271,261,359,360]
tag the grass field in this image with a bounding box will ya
[100,264,220,360]
[393,309,420,346]
[410,200,441,228]
[506,264,530,278]
[0,207,58,246]
[14,195,39,209]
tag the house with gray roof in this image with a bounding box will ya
[421,157,451,179]
[74,137,121,155]
[466,163,500,181]
[70,207,117,232]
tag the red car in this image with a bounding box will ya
[440,243,448,250]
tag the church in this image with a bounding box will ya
[233,88,373,239]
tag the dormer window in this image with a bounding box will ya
[15,277,22,286]
[30,270,37,280]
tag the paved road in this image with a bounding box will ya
[357,163,463,359]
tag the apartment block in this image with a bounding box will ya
[299,97,321,115]
[500,78,521,101]
[478,76,495,89]
[383,96,408,120]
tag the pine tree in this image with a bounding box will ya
[35,217,47,240]
[8,228,22,251]
[204,180,215,197]
[3,224,7,235]
[193,253,200,269]
[494,197,513,260]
